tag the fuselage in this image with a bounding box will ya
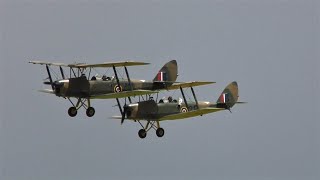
[53,76,171,98]
[125,99,220,121]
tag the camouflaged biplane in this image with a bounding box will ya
[113,81,245,139]
[29,60,178,117]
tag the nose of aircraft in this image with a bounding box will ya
[123,104,132,118]
[53,80,64,94]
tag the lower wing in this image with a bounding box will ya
[90,90,157,99]
[158,108,224,121]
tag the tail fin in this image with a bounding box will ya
[216,81,239,109]
[153,60,178,82]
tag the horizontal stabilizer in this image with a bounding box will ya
[236,102,247,104]
[166,81,215,90]
[159,107,224,121]
[38,89,54,94]
[90,90,157,99]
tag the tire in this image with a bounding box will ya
[138,129,147,139]
[156,128,165,137]
[68,107,77,117]
[86,107,95,117]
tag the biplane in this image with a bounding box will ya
[113,81,245,138]
[29,60,178,117]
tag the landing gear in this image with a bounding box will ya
[136,120,165,138]
[67,98,95,117]
[156,128,165,137]
[86,107,95,117]
[138,129,147,139]
[68,107,77,117]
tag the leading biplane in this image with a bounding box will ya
[113,81,245,138]
[29,60,178,117]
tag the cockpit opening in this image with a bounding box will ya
[91,74,113,81]
[159,96,178,103]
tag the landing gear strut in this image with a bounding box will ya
[67,98,95,117]
[136,120,165,139]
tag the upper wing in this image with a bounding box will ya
[29,61,149,68]
[90,90,157,99]
[72,61,150,68]
[158,107,224,121]
[166,81,215,90]
[29,61,70,67]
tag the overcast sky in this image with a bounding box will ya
[1,0,319,180]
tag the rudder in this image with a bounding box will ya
[216,81,239,109]
[153,60,178,82]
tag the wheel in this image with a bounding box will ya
[68,107,77,117]
[156,128,165,137]
[138,129,147,139]
[86,107,95,117]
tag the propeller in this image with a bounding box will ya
[44,64,66,91]
[43,81,52,85]
[43,79,64,94]
[121,98,127,124]
[121,106,128,124]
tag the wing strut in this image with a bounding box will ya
[70,67,77,78]
[112,65,121,88]
[113,65,126,124]
[124,66,132,103]
[59,66,65,79]
[45,65,54,90]
[179,86,189,110]
[116,98,124,124]
[190,87,199,109]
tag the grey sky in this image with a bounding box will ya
[1,0,319,180]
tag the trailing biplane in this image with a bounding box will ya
[29,60,178,117]
[113,81,245,138]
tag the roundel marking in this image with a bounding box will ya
[180,107,188,113]
[114,85,123,93]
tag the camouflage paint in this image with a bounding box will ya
[125,81,239,121]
